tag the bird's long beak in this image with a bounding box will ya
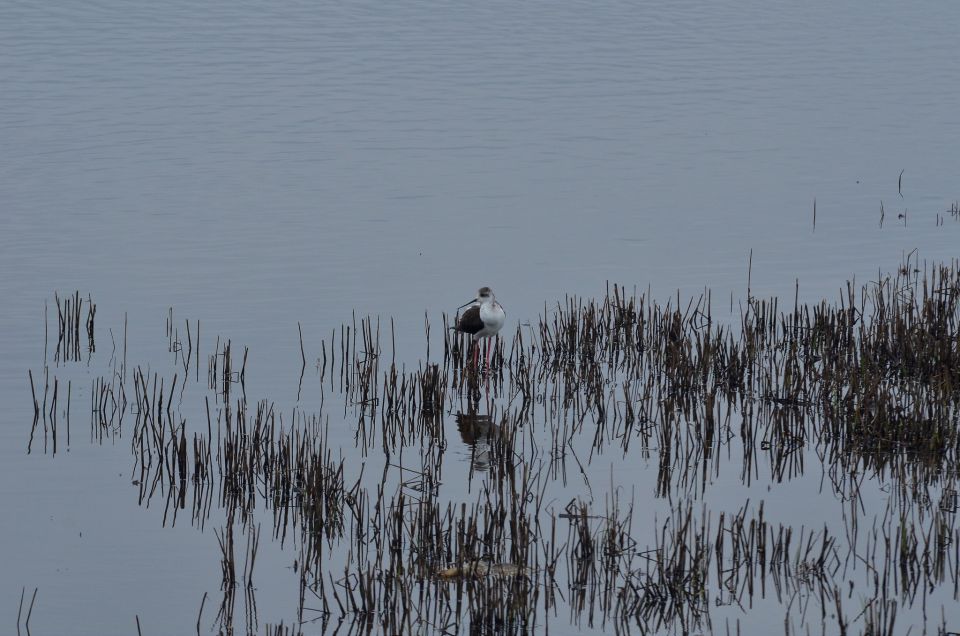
[457,298,478,310]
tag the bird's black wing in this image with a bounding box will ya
[455,305,484,335]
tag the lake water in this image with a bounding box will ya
[2,1,959,634]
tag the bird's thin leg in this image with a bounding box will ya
[473,341,479,367]
[485,339,492,370]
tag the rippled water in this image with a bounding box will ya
[2,1,959,634]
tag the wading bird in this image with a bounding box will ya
[453,286,505,368]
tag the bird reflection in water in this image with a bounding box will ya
[454,411,501,475]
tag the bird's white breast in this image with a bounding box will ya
[480,301,505,334]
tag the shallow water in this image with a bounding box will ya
[2,1,959,634]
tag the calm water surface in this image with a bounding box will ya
[1,1,959,634]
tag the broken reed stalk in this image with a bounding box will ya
[25,587,38,631]
[196,591,208,635]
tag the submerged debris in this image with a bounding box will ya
[436,562,529,579]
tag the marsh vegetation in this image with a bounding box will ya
[23,255,960,635]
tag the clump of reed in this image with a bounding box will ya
[53,291,95,364]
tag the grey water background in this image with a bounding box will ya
[2,0,959,633]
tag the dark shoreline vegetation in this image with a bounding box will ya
[22,255,960,636]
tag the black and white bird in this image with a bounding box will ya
[453,286,506,366]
